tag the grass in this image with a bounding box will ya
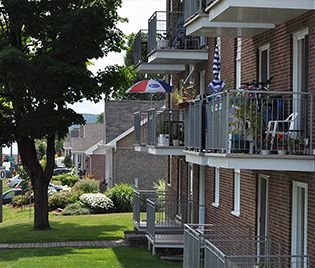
[2,179,10,192]
[0,206,133,243]
[0,247,182,268]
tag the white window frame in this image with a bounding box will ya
[291,181,308,265]
[236,38,242,89]
[212,168,220,208]
[231,169,241,217]
[258,43,270,82]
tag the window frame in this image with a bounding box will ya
[231,169,241,217]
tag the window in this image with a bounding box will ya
[200,36,207,47]
[236,38,242,89]
[232,169,241,217]
[212,168,220,207]
[259,44,270,83]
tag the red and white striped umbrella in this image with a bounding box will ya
[126,79,173,94]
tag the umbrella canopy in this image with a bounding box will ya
[126,79,173,94]
[208,42,225,94]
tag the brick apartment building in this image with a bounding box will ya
[131,0,315,266]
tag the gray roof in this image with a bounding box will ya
[105,100,165,143]
[71,123,104,153]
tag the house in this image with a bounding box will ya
[132,0,314,266]
[66,100,168,190]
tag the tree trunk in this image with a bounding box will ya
[32,176,51,230]
[17,135,55,230]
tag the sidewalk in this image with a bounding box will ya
[0,239,127,249]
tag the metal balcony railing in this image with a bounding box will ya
[185,90,314,156]
[133,30,148,65]
[133,189,185,230]
[148,11,200,53]
[146,198,201,245]
[134,111,148,146]
[147,108,185,147]
[184,0,215,21]
[206,90,313,155]
[184,224,310,268]
[184,98,206,151]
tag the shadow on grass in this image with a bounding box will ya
[0,221,128,243]
[112,247,182,268]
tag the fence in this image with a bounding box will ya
[133,30,148,65]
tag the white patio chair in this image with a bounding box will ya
[266,112,299,150]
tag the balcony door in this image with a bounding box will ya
[258,44,270,83]
[293,29,309,132]
[291,182,308,268]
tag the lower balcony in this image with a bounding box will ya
[134,108,185,156]
[184,224,310,268]
[184,90,315,171]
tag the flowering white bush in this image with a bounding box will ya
[79,193,114,212]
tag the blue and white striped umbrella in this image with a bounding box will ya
[208,42,225,94]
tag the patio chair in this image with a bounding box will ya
[266,112,299,150]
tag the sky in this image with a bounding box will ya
[70,0,166,115]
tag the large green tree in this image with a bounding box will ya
[0,0,123,230]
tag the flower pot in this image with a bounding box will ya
[261,150,270,155]
[172,139,180,147]
[277,150,287,155]
[158,134,169,146]
[157,39,169,49]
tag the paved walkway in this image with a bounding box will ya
[0,239,127,249]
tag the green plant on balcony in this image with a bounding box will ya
[288,135,306,155]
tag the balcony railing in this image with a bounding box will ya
[184,0,214,21]
[186,90,314,156]
[148,11,200,53]
[133,189,185,230]
[134,111,148,146]
[184,224,310,268]
[133,30,148,65]
[146,198,201,245]
[148,108,185,147]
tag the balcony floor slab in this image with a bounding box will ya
[207,0,314,24]
[147,49,208,65]
[147,145,185,156]
[205,153,315,172]
[184,150,208,166]
[134,145,148,152]
[135,63,185,74]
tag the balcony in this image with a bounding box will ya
[184,91,315,171]
[185,0,314,38]
[147,11,208,65]
[133,30,185,74]
[184,224,309,268]
[146,197,201,254]
[134,108,185,156]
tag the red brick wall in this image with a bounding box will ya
[90,155,105,182]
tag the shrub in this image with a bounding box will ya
[48,191,71,211]
[12,191,33,207]
[52,174,79,187]
[62,155,73,168]
[62,203,90,216]
[79,193,114,213]
[106,183,134,212]
[72,179,99,194]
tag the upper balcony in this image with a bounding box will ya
[184,90,315,171]
[147,11,208,65]
[134,108,185,156]
[184,0,315,38]
[133,30,185,74]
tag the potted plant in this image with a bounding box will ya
[260,135,271,155]
[275,133,288,155]
[289,136,305,155]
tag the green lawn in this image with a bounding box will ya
[2,179,10,192]
[0,206,133,243]
[0,247,181,268]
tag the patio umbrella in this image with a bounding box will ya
[126,79,173,94]
[208,42,225,94]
